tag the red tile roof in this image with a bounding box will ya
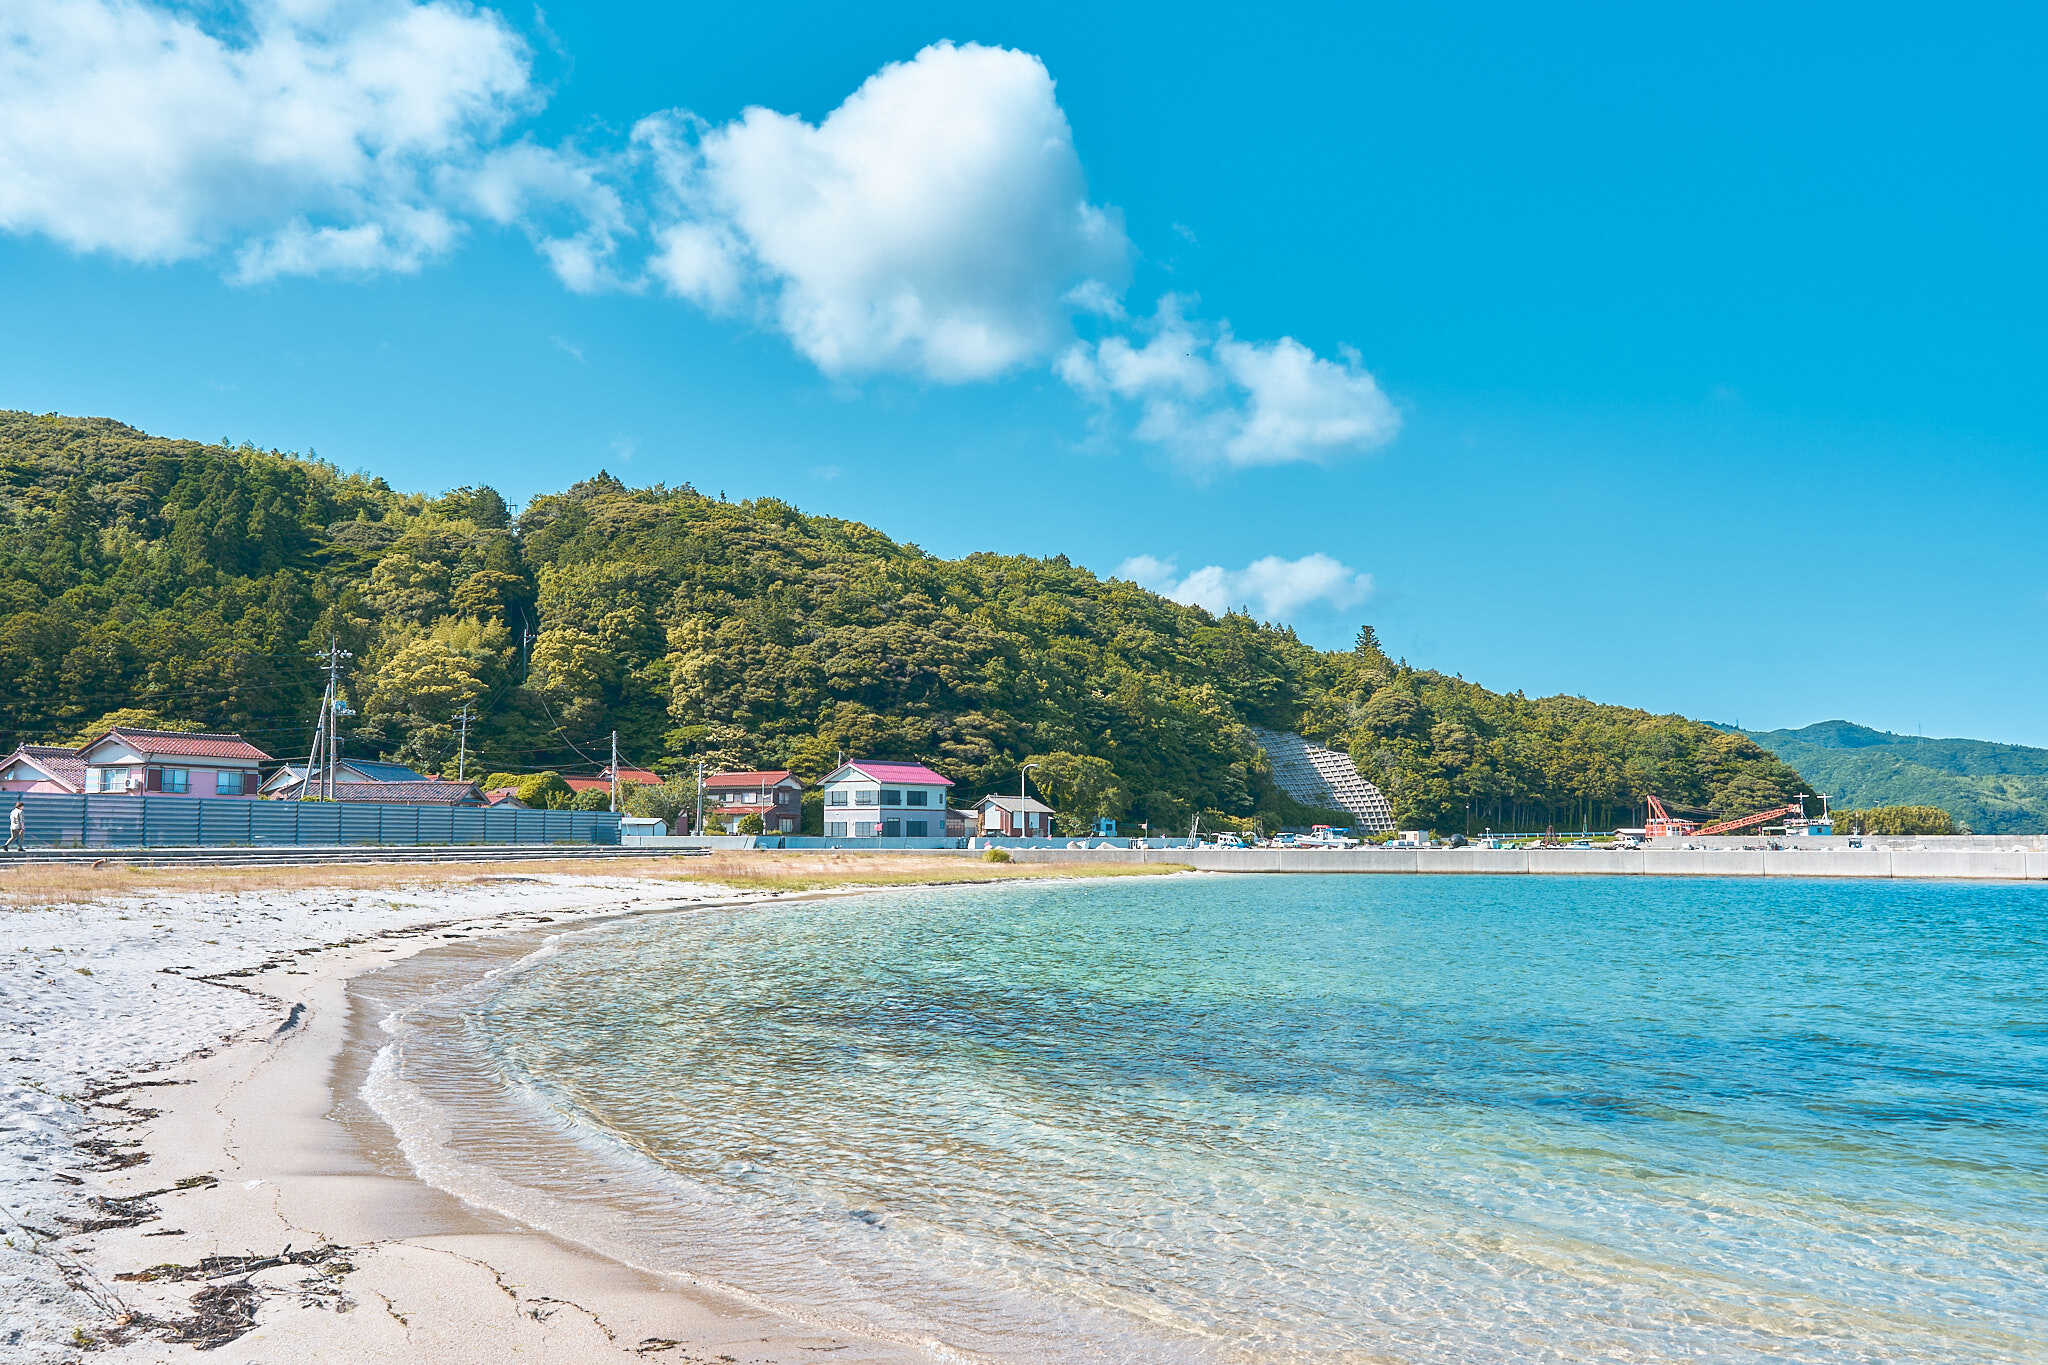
[604,766,662,785]
[87,727,271,762]
[563,777,612,793]
[842,761,952,787]
[705,770,795,787]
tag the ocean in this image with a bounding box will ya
[362,874,2048,1362]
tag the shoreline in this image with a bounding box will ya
[2,869,1115,1364]
[1010,843,2048,880]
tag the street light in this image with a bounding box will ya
[1020,761,1039,837]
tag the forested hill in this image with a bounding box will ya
[0,410,1810,833]
[1734,721,2048,834]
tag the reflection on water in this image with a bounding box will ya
[366,874,2048,1363]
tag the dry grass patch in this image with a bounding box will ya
[0,851,1182,907]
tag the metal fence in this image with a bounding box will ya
[4,793,620,848]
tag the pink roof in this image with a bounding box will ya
[87,727,271,763]
[845,761,952,787]
[705,770,795,788]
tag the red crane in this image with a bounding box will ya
[1688,802,1808,838]
[1644,794,1812,840]
[1644,793,1695,838]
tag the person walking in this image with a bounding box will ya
[6,799,25,854]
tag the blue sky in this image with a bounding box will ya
[3,2,2044,744]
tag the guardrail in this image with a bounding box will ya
[3,792,620,848]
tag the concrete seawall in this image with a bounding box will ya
[1013,846,2048,881]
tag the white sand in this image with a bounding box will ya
[0,873,931,1364]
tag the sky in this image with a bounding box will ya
[2,1,2044,744]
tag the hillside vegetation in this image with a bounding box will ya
[1736,721,2048,834]
[0,410,1810,833]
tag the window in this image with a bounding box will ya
[882,819,901,838]
[906,819,929,837]
[828,789,848,806]
[827,822,846,837]
[857,789,879,805]
[881,789,902,806]
[905,790,929,807]
[855,821,878,837]
[216,771,244,796]
[160,768,189,793]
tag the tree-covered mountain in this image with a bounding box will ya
[1732,721,2048,834]
[0,410,1811,832]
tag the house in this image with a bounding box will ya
[563,765,662,796]
[327,780,486,806]
[946,807,978,838]
[260,759,428,798]
[0,744,87,794]
[77,727,269,797]
[972,793,1058,838]
[817,761,951,838]
[703,770,803,834]
[482,786,529,808]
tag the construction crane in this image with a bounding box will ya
[1644,794,1814,840]
[1643,793,1696,838]
[1689,801,1810,838]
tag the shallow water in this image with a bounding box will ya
[370,874,2048,1362]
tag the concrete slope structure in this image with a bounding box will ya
[1247,726,1396,832]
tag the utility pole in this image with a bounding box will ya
[299,675,328,802]
[695,756,705,835]
[315,637,352,801]
[609,730,620,813]
[1020,761,1039,838]
[455,704,472,783]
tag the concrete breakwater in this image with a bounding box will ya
[1015,844,2048,881]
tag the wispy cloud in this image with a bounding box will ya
[1063,297,1399,468]
[1116,552,1374,620]
[549,334,585,363]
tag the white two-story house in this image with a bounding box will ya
[817,761,953,838]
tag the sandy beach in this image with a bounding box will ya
[1,858,1164,1364]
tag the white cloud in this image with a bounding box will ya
[1116,552,1374,620]
[0,14,1401,468]
[0,0,537,278]
[1063,299,1399,468]
[634,41,1128,382]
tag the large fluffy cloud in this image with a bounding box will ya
[1117,552,1374,620]
[1062,298,1400,468]
[0,10,1401,467]
[0,0,536,279]
[636,42,1128,381]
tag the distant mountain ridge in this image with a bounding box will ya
[1729,721,2048,833]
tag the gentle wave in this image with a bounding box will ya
[373,875,2048,1363]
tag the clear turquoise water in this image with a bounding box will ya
[458,874,2048,1362]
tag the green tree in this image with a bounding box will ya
[1023,750,1127,833]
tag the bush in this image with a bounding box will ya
[513,771,575,810]
[570,787,612,812]
[1834,805,1957,836]
[735,812,765,835]
[981,847,1013,863]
